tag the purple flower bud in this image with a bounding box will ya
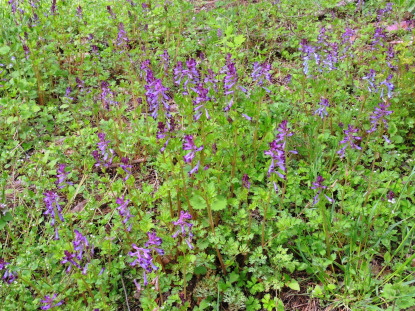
[92,133,114,168]
[55,164,73,189]
[242,174,251,190]
[120,157,132,181]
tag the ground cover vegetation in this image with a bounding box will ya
[1,0,415,310]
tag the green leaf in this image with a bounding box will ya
[194,266,207,275]
[0,46,10,55]
[234,35,246,47]
[190,194,207,210]
[229,271,239,284]
[211,195,227,211]
[0,212,13,229]
[286,280,300,291]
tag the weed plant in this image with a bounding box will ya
[1,0,415,310]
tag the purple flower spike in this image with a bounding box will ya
[116,197,134,230]
[129,244,159,286]
[252,62,272,91]
[92,132,114,168]
[188,161,200,176]
[242,174,251,190]
[120,157,132,181]
[314,98,330,119]
[61,250,81,272]
[43,191,64,240]
[144,65,171,119]
[337,125,362,158]
[40,294,64,310]
[145,231,165,255]
[159,50,170,73]
[3,269,17,284]
[183,135,203,164]
[100,81,118,110]
[55,164,73,189]
[367,103,393,134]
[192,83,211,121]
[117,23,129,47]
[172,211,194,249]
[221,54,239,95]
[264,120,295,180]
[311,176,333,205]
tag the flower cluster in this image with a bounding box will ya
[119,157,132,181]
[251,62,272,92]
[100,81,117,110]
[116,196,134,231]
[92,132,114,168]
[362,70,394,99]
[192,83,211,121]
[142,61,171,119]
[1,258,17,284]
[264,120,295,180]
[337,125,362,158]
[314,98,330,119]
[116,22,129,47]
[40,294,64,310]
[55,164,72,189]
[61,230,93,275]
[367,103,393,134]
[183,135,204,176]
[311,176,333,205]
[43,191,64,240]
[129,232,164,286]
[173,58,200,95]
[220,54,246,96]
[172,211,194,249]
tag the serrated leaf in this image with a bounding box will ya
[190,194,207,210]
[211,195,227,211]
[234,35,246,47]
[194,266,207,275]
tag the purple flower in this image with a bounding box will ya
[311,176,333,205]
[183,135,203,164]
[61,250,81,272]
[143,66,170,119]
[129,244,159,285]
[251,62,272,92]
[377,2,393,21]
[106,5,116,18]
[204,68,219,93]
[50,0,57,14]
[73,230,92,262]
[3,269,17,284]
[371,27,387,48]
[192,83,211,121]
[174,59,200,95]
[8,0,17,13]
[117,23,129,47]
[0,258,9,270]
[314,98,330,119]
[40,294,64,310]
[188,160,200,176]
[242,174,251,190]
[0,259,17,284]
[264,120,295,179]
[76,6,82,17]
[100,81,117,110]
[379,74,394,99]
[337,125,362,158]
[43,191,64,240]
[367,103,393,134]
[362,69,378,93]
[92,133,114,168]
[221,54,238,95]
[120,157,132,181]
[55,164,72,189]
[144,231,164,255]
[299,39,319,76]
[116,197,134,230]
[159,50,170,73]
[172,211,194,249]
